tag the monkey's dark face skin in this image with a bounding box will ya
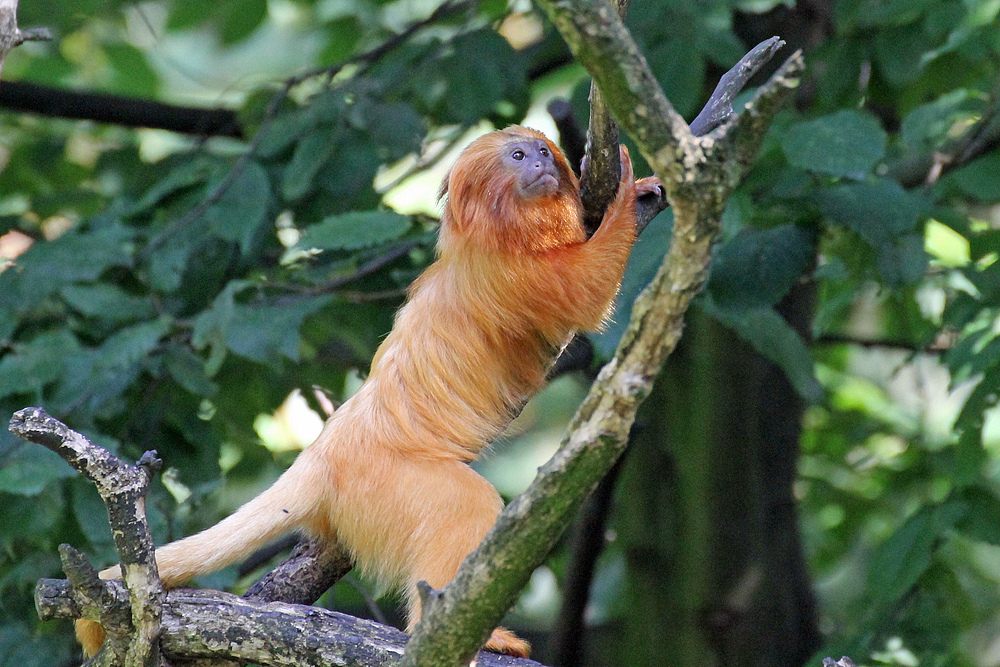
[502,139,560,198]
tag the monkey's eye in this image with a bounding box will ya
[511,149,525,160]
[539,147,550,157]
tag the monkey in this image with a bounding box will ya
[76,126,661,659]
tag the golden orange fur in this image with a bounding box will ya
[76,126,650,659]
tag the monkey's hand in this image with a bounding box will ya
[635,176,664,200]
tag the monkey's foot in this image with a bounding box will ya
[485,627,531,658]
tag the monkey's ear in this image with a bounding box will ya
[438,171,451,202]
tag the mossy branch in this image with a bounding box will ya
[400,3,804,664]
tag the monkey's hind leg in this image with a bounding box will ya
[402,460,531,658]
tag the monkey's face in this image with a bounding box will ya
[501,139,561,199]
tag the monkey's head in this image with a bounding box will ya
[439,126,583,253]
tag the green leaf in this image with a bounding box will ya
[867,503,963,606]
[100,318,172,367]
[707,224,815,309]
[0,483,64,546]
[146,221,206,293]
[874,23,931,85]
[60,284,155,322]
[434,30,527,124]
[103,43,159,97]
[7,224,133,305]
[0,622,72,667]
[645,35,705,119]
[875,233,929,286]
[283,125,341,201]
[166,0,217,30]
[129,156,213,215]
[0,446,75,496]
[203,161,272,254]
[192,282,332,367]
[942,150,1000,202]
[319,17,363,64]
[314,130,383,210]
[0,329,80,400]
[49,319,172,416]
[163,344,219,397]
[954,486,1000,545]
[952,363,1000,459]
[256,107,319,159]
[702,300,824,403]
[816,179,927,245]
[297,211,411,251]
[225,296,333,365]
[219,0,267,44]
[781,110,887,177]
[900,90,985,152]
[71,480,115,554]
[192,280,251,355]
[838,0,938,29]
[354,101,425,160]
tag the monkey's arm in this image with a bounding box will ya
[543,146,642,331]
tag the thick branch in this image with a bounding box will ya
[36,580,542,667]
[576,0,630,235]
[243,537,352,604]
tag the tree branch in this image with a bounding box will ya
[35,580,543,667]
[0,81,244,138]
[399,0,804,660]
[243,536,352,605]
[9,407,163,667]
[576,0,631,235]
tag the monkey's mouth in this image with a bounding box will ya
[524,173,559,197]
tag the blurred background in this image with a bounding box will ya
[1,1,1000,666]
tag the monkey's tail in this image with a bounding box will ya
[75,460,319,656]
[151,464,313,586]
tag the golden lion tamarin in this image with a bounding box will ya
[77,126,658,658]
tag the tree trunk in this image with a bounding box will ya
[613,284,821,667]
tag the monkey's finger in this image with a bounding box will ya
[618,145,634,183]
